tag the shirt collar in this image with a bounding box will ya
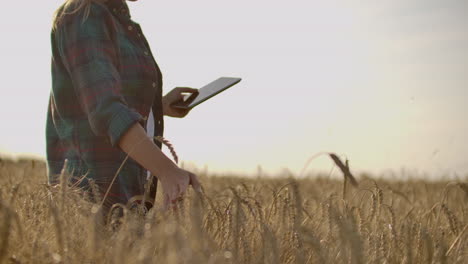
[105,0,131,19]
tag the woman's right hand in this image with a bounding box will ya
[117,123,202,210]
[158,167,202,210]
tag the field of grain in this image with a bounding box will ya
[0,158,466,263]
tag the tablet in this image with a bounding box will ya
[172,77,242,109]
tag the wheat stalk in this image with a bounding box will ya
[154,136,179,164]
[445,224,468,256]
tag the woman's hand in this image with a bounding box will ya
[158,167,202,210]
[162,87,199,118]
[117,123,202,211]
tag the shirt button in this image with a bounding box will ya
[152,82,156,88]
[144,51,149,56]
[128,25,133,31]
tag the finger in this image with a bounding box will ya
[170,190,179,204]
[189,173,203,193]
[169,199,178,211]
[163,193,170,211]
[178,183,188,197]
[177,93,186,100]
[171,108,190,116]
[171,196,184,204]
[176,183,181,195]
[175,87,199,94]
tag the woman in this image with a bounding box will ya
[46,0,201,214]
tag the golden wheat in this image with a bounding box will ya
[0,158,466,263]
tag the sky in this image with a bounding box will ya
[0,0,467,178]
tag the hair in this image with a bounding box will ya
[52,0,106,30]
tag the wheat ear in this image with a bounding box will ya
[154,136,179,164]
[329,153,358,187]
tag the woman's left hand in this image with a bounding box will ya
[162,87,198,118]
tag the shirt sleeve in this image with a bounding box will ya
[55,3,142,147]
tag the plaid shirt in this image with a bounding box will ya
[46,0,163,208]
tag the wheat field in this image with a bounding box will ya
[0,158,466,264]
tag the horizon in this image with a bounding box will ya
[1,0,467,179]
[1,152,465,181]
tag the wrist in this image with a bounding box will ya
[150,159,178,180]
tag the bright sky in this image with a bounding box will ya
[1,0,467,178]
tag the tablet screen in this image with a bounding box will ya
[173,77,241,109]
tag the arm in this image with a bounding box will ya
[117,122,201,208]
[57,5,140,147]
[118,123,177,178]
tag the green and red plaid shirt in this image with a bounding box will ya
[46,0,163,208]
